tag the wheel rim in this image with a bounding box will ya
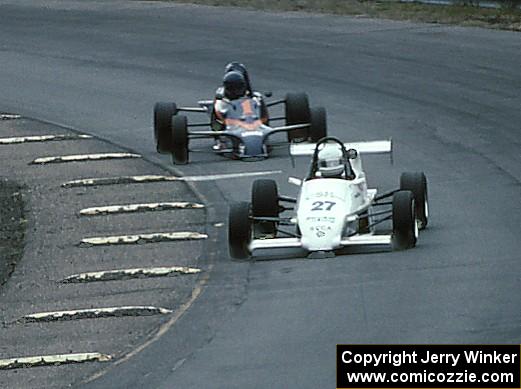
[416,193,428,230]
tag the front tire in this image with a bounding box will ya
[154,102,177,153]
[251,179,279,237]
[400,172,428,229]
[392,190,417,250]
[285,92,310,142]
[171,115,189,165]
[228,202,252,259]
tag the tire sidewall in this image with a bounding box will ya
[309,107,327,142]
[228,202,252,259]
[251,179,279,237]
[171,115,189,164]
[285,92,310,142]
[154,102,177,153]
[400,172,428,229]
[392,190,417,250]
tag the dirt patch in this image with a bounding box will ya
[163,0,521,31]
[0,178,25,288]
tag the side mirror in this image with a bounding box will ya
[346,148,358,159]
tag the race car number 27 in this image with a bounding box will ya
[311,201,336,211]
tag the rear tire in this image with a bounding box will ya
[171,115,189,165]
[285,92,310,142]
[308,106,327,142]
[228,202,252,259]
[154,102,177,153]
[251,179,279,237]
[400,172,428,229]
[392,190,417,250]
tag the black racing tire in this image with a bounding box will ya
[252,179,279,237]
[400,172,428,230]
[285,92,311,142]
[308,106,327,142]
[228,202,252,259]
[154,102,177,153]
[392,190,417,250]
[171,115,189,165]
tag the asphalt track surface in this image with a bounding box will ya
[0,1,520,388]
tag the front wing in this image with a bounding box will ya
[249,234,392,253]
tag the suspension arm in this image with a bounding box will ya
[374,189,399,202]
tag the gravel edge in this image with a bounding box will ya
[0,178,25,288]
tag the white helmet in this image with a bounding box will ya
[317,145,344,177]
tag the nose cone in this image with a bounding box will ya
[241,135,265,158]
[301,230,342,251]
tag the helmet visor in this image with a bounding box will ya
[226,84,246,99]
[318,149,344,177]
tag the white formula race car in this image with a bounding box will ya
[228,137,429,259]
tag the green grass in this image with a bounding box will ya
[160,0,521,31]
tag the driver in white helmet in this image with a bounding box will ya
[316,145,355,179]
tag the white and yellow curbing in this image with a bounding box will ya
[0,114,21,120]
[0,134,92,144]
[79,202,204,216]
[0,353,111,370]
[31,152,141,165]
[21,306,172,322]
[80,232,208,246]
[62,266,202,283]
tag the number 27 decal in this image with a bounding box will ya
[311,201,336,211]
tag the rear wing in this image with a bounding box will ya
[290,139,392,156]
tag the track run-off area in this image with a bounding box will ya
[0,1,520,388]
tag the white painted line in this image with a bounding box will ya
[79,202,204,216]
[0,353,111,370]
[80,231,207,246]
[22,306,172,322]
[182,170,282,182]
[0,113,21,120]
[0,134,92,144]
[62,266,202,283]
[62,170,282,188]
[31,152,141,165]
